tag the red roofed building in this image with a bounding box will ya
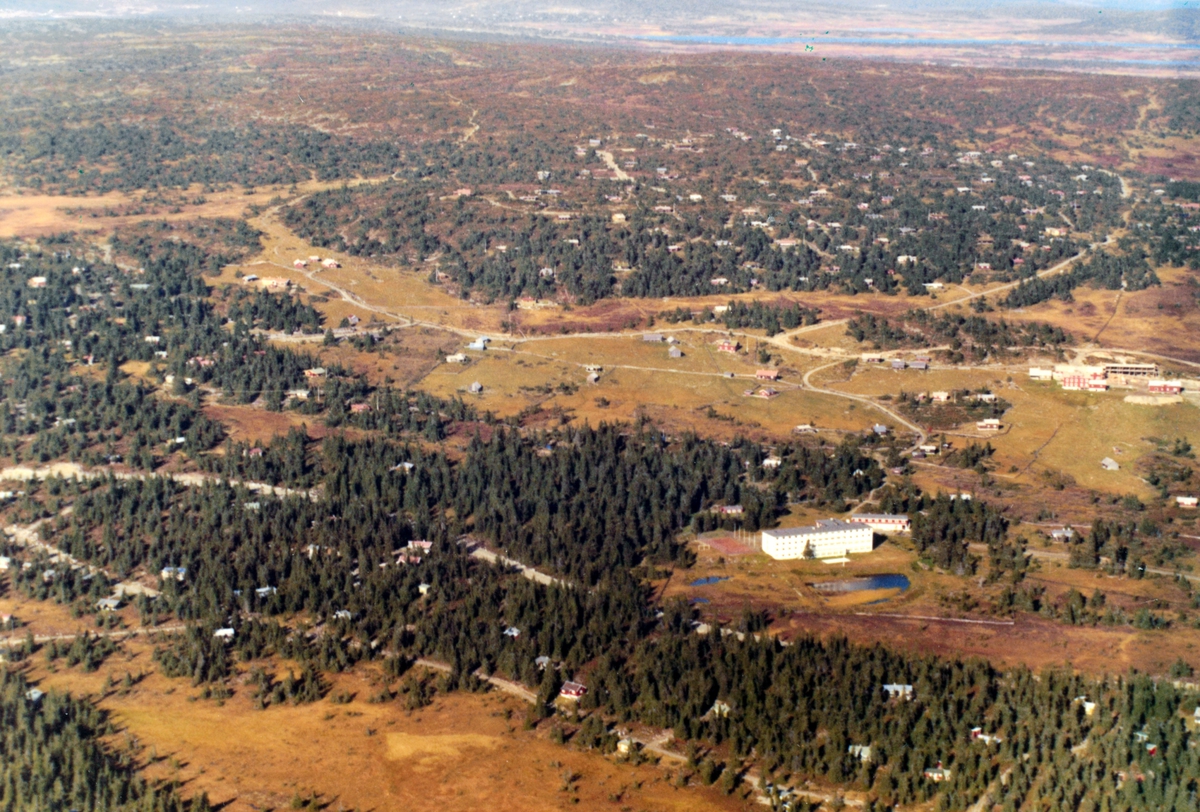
[1149,379,1184,395]
[559,681,587,699]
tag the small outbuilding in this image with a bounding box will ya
[559,681,587,700]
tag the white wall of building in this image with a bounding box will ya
[761,521,874,560]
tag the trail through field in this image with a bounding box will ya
[595,150,631,181]
[0,624,185,649]
[0,463,319,501]
[4,512,161,598]
[923,247,1088,313]
[802,360,928,450]
[413,658,537,703]
[466,544,569,589]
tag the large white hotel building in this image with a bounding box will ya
[760,519,875,560]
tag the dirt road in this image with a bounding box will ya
[0,463,319,501]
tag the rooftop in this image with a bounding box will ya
[764,519,871,539]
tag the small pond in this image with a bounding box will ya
[810,574,910,593]
[689,576,730,587]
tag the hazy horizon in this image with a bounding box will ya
[2,0,1195,75]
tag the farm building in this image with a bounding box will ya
[848,745,873,763]
[1149,379,1184,394]
[707,699,733,719]
[321,258,340,269]
[883,683,914,700]
[468,382,483,394]
[931,391,951,403]
[760,519,874,560]
[891,359,906,371]
[851,514,911,533]
[976,419,1002,431]
[971,728,1003,745]
[643,333,666,343]
[1177,496,1199,509]
[445,353,468,364]
[1029,367,1054,381]
[716,340,739,353]
[1104,363,1158,377]
[756,369,780,381]
[467,337,491,351]
[924,764,952,782]
[762,456,782,469]
[559,681,587,700]
[1101,457,1120,471]
[1051,528,1075,541]
[160,566,187,581]
[1057,365,1106,389]
[257,277,291,292]
[669,346,683,358]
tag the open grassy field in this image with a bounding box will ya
[0,593,753,812]
[214,206,514,336]
[1001,266,1200,365]
[419,339,876,438]
[0,180,369,240]
[200,403,324,445]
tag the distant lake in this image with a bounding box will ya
[811,574,910,593]
[636,34,1200,52]
[689,576,730,587]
